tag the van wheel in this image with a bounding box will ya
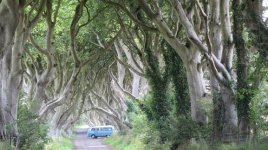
[91,135,96,139]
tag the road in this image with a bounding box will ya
[74,128,114,150]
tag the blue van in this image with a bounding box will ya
[87,125,114,138]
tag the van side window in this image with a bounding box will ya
[91,128,95,131]
[96,128,99,131]
[103,127,112,131]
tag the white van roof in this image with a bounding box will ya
[91,125,114,128]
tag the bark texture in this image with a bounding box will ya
[0,0,20,142]
[233,0,251,141]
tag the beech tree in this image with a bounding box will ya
[0,0,46,144]
[104,0,268,142]
[104,0,234,139]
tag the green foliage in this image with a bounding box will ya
[126,99,139,115]
[131,109,169,149]
[125,100,168,149]
[250,81,268,137]
[106,107,169,150]
[139,79,201,149]
[122,98,207,150]
[17,104,49,150]
[107,100,209,150]
[131,39,201,149]
[162,43,190,115]
[167,116,203,149]
[45,137,73,150]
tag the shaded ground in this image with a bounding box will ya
[74,128,114,150]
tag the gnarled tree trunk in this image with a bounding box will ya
[183,47,207,124]
[0,1,21,143]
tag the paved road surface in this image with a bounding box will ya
[74,128,114,150]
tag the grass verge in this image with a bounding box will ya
[105,134,145,150]
[45,136,74,150]
[0,142,14,150]
[105,134,268,150]
[189,140,268,150]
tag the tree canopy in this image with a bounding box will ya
[1,0,268,149]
